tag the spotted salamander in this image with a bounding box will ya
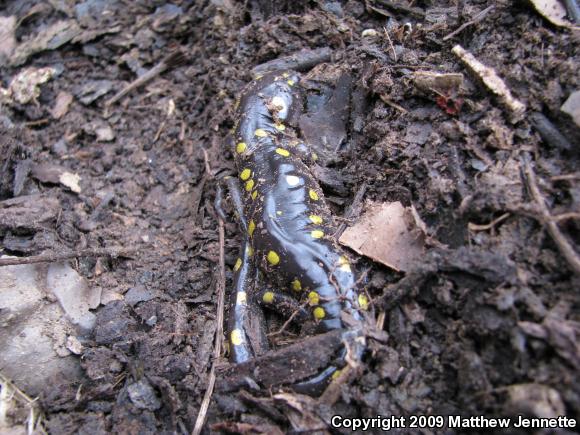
[225,70,367,392]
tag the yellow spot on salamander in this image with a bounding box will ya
[286,175,300,186]
[338,256,351,273]
[275,123,285,131]
[358,294,369,310]
[240,168,251,180]
[311,230,324,239]
[309,215,323,224]
[312,152,318,161]
[254,128,267,137]
[267,251,280,266]
[331,369,342,380]
[308,291,320,305]
[246,245,254,257]
[262,291,274,304]
[291,279,302,291]
[231,329,244,346]
[251,190,258,200]
[233,258,242,272]
[237,291,247,305]
[282,72,289,78]
[287,79,295,86]
[248,220,255,236]
[313,307,326,319]
[275,148,290,157]
[309,189,319,201]
[236,142,247,154]
[245,179,255,191]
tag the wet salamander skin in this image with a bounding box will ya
[229,70,365,363]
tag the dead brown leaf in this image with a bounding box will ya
[339,201,426,272]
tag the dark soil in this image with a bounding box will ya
[1,0,579,433]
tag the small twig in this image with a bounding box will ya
[268,300,310,338]
[522,155,580,275]
[443,6,494,41]
[468,212,510,232]
[382,27,397,62]
[0,247,136,267]
[335,182,367,240]
[192,166,226,435]
[553,212,580,222]
[551,172,580,182]
[105,50,186,107]
[379,94,408,113]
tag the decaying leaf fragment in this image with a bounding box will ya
[339,201,426,272]
[0,67,56,105]
[527,0,575,27]
[412,71,464,95]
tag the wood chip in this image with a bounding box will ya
[51,91,74,119]
[452,44,526,121]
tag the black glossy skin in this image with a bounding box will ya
[227,70,364,366]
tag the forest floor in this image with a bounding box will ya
[0,0,579,433]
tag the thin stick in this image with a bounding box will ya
[379,94,408,113]
[0,247,136,267]
[268,300,310,338]
[192,190,226,435]
[523,155,580,275]
[551,172,580,182]
[553,212,580,222]
[382,27,397,62]
[335,182,367,240]
[443,6,494,41]
[468,212,510,232]
[105,51,185,107]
